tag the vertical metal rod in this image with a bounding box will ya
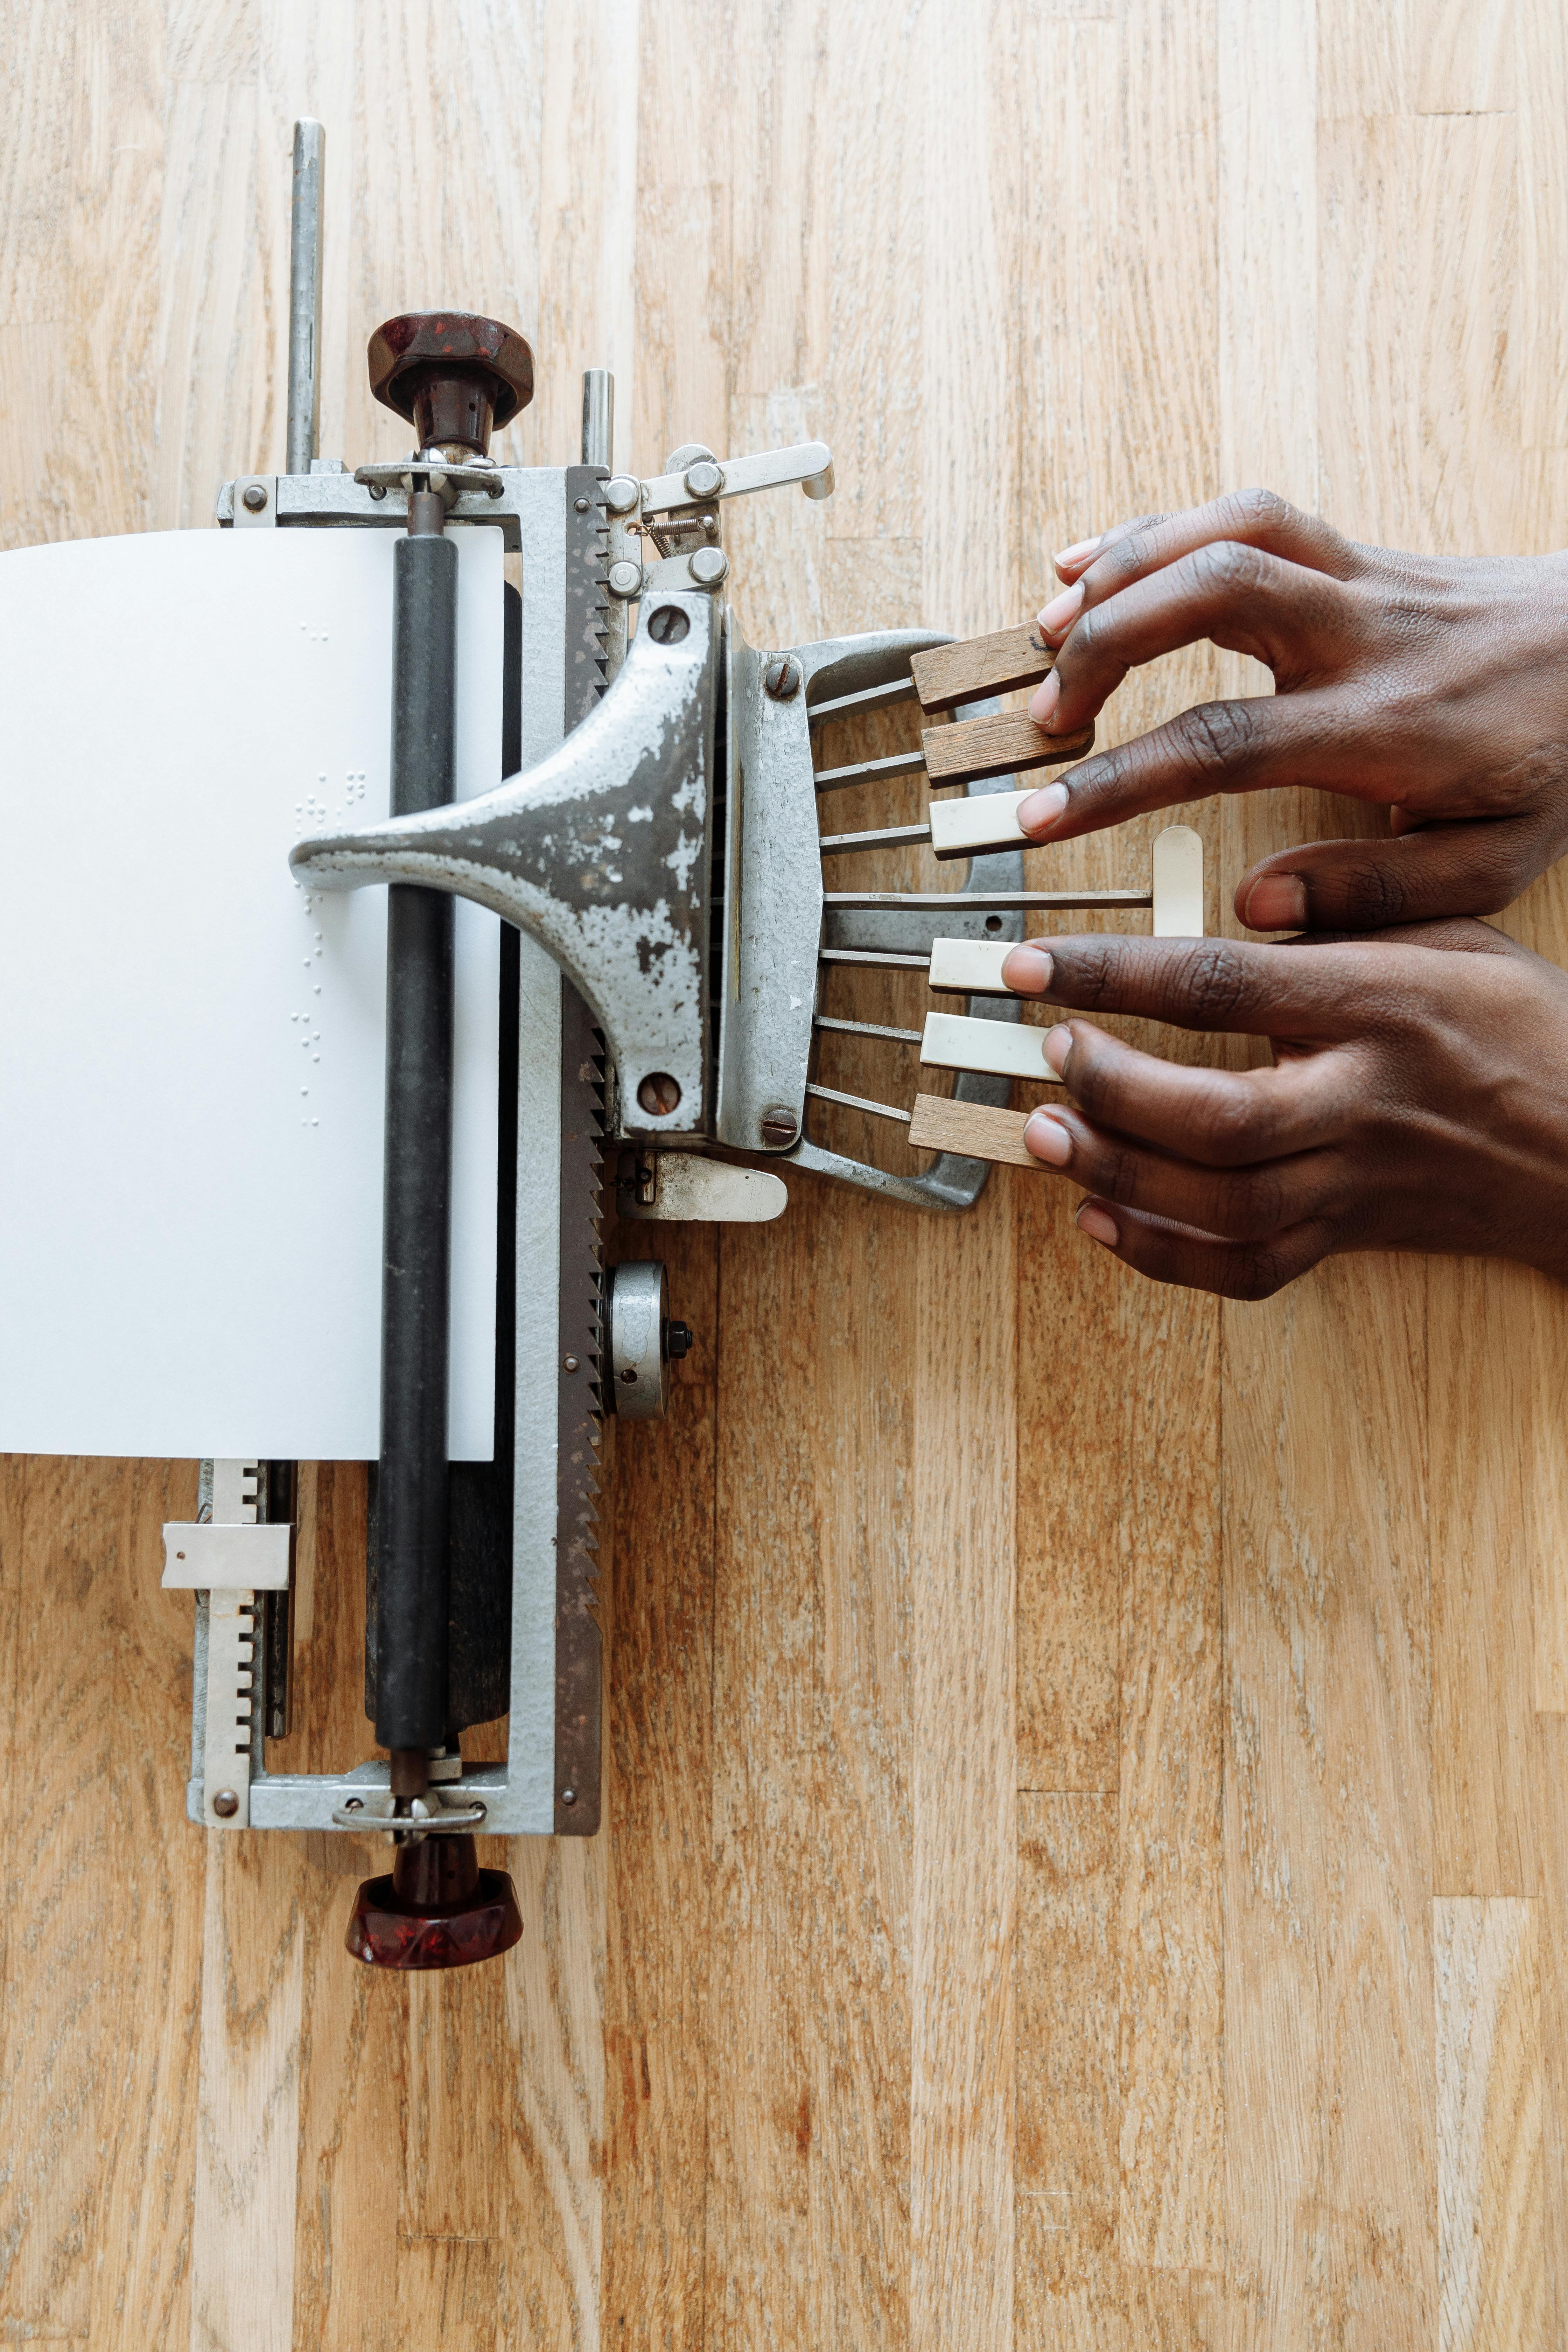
[581,369,614,468]
[286,120,326,474]
[375,490,458,1769]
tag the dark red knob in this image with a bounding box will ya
[368,311,534,455]
[346,1833,523,1970]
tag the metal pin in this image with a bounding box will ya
[812,748,927,795]
[813,1014,924,1044]
[805,1081,913,1125]
[286,121,326,476]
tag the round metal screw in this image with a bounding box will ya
[563,1354,580,1373]
[763,655,803,701]
[688,546,728,588]
[759,1106,798,1146]
[637,1070,682,1115]
[644,606,690,647]
[604,474,641,514]
[242,482,268,512]
[620,1367,638,1386]
[607,558,644,600]
[574,495,591,513]
[683,459,723,500]
[560,1788,577,1807]
[211,1790,240,1819]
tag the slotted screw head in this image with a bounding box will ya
[763,655,802,700]
[637,1071,682,1116]
[367,312,534,455]
[759,1106,798,1146]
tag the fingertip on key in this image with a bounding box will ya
[1076,1203,1119,1247]
[1029,671,1061,728]
[1017,779,1069,836]
[1038,580,1085,638]
[1023,1112,1072,1168]
[1044,1025,1073,1077]
[1053,534,1102,573]
[1001,943,1053,993]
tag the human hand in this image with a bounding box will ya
[1018,492,1568,930]
[999,922,1568,1299]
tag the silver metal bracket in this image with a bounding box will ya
[165,1460,292,1829]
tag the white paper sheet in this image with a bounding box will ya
[0,525,504,1460]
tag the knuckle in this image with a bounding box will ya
[1190,538,1268,598]
[1341,859,1410,928]
[1172,698,1261,780]
[1211,1167,1288,1241]
[1223,485,1294,538]
[1219,1245,1293,1302]
[1175,942,1253,1030]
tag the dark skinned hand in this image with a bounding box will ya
[998,923,1568,1299]
[1018,490,1568,930]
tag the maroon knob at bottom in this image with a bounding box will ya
[346,1833,523,1970]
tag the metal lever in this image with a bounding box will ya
[631,439,835,516]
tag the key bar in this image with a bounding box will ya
[814,1014,924,1043]
[825,889,1150,912]
[806,1081,913,1125]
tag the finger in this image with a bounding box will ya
[1022,1103,1342,1239]
[1017,690,1366,841]
[1038,541,1353,735]
[1236,812,1564,931]
[1039,489,1358,637]
[1003,931,1398,1041]
[1036,1019,1355,1166]
[1070,1198,1336,1301]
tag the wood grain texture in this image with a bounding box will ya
[1436,1897,1544,2352]
[908,1094,1040,1166]
[924,708,1095,786]
[7,1,1568,2344]
[911,622,1053,714]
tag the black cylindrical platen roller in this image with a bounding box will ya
[375,504,458,1755]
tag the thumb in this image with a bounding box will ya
[1234,816,1555,931]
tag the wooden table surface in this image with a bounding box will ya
[4,3,1566,2345]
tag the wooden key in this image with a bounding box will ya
[910,622,1055,713]
[923,708,1094,788]
[908,1094,1041,1166]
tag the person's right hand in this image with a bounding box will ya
[1016,490,1568,930]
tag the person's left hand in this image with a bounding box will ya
[999,920,1568,1298]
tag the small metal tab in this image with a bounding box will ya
[616,1152,788,1223]
[162,1521,291,1589]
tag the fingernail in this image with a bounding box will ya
[1023,1112,1072,1167]
[1242,874,1307,930]
[1001,943,1052,993]
[1077,1204,1119,1246]
[1029,672,1061,729]
[1017,779,1068,836]
[1055,534,1102,569]
[1038,580,1084,636]
[1043,1024,1073,1077]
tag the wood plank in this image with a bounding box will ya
[914,13,1021,2342]
[909,1093,1040,1167]
[601,1225,716,2347]
[1436,1898,1544,2352]
[1015,1793,1120,2342]
[923,708,1095,787]
[911,622,1053,714]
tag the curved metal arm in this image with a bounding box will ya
[290,589,719,1137]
